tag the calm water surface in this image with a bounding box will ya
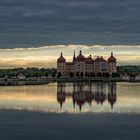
[0,82,140,113]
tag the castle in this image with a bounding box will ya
[57,50,117,78]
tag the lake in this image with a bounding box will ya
[0,82,140,114]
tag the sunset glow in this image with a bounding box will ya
[0,45,139,68]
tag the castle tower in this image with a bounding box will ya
[75,50,86,77]
[73,50,76,62]
[85,55,94,77]
[57,52,66,77]
[108,52,117,74]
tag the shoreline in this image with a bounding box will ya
[0,77,139,86]
[1,108,140,115]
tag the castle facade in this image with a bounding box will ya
[57,50,117,78]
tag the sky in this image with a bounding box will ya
[0,0,140,68]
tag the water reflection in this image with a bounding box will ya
[57,82,117,111]
[0,82,140,113]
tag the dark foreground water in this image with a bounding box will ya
[0,111,140,140]
[0,82,140,140]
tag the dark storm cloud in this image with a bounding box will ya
[0,0,140,48]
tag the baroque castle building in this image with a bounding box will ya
[57,50,117,77]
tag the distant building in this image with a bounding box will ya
[122,73,130,81]
[17,73,26,80]
[57,50,117,77]
[135,73,140,81]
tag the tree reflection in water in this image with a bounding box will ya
[57,82,117,111]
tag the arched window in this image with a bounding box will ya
[76,72,79,77]
[57,72,62,78]
[69,72,74,77]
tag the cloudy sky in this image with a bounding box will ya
[0,0,140,68]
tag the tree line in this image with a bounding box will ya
[117,66,140,75]
[0,68,57,78]
[0,66,139,78]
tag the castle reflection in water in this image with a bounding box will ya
[57,82,117,111]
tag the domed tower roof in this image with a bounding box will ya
[108,52,116,63]
[57,52,66,63]
[95,56,106,62]
[76,50,85,61]
[85,55,94,64]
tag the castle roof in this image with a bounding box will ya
[85,55,94,64]
[108,52,116,63]
[76,50,85,61]
[57,53,66,63]
[57,51,117,64]
[95,56,106,62]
